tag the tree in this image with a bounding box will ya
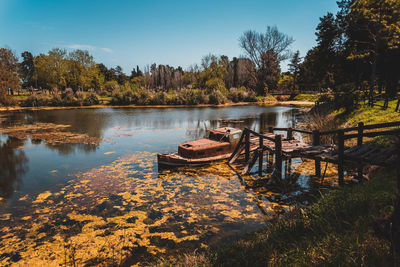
[239,26,293,95]
[34,48,70,90]
[347,0,400,99]
[288,50,301,91]
[0,48,20,104]
[20,51,36,88]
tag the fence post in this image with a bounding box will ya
[275,134,282,181]
[357,122,364,180]
[313,130,321,177]
[287,127,293,140]
[357,122,364,146]
[258,133,263,176]
[245,130,250,162]
[338,130,345,186]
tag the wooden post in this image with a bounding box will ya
[275,134,282,180]
[313,130,321,177]
[245,130,250,162]
[357,122,364,180]
[357,122,364,146]
[287,127,293,140]
[338,130,345,186]
[258,134,263,176]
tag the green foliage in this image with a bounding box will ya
[83,92,100,106]
[205,77,228,95]
[208,90,227,105]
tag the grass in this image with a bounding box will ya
[293,93,320,102]
[163,169,396,266]
[337,100,400,127]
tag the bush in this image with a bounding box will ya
[244,91,258,102]
[0,93,17,106]
[110,89,138,105]
[205,78,228,95]
[22,94,51,107]
[83,92,100,106]
[151,92,169,105]
[209,90,227,105]
[136,90,152,105]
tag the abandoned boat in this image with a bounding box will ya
[157,127,246,167]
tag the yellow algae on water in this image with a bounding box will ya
[33,191,52,203]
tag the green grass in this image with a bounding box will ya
[162,170,396,266]
[339,100,400,127]
[292,93,320,102]
[98,96,112,102]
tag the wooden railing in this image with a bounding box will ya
[269,121,400,185]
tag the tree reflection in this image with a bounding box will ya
[0,137,28,200]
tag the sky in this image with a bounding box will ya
[0,0,339,73]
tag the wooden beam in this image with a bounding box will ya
[338,130,345,185]
[313,130,321,177]
[274,134,282,181]
[245,130,250,162]
[258,133,263,176]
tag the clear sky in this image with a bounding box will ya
[0,0,339,73]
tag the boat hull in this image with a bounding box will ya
[157,152,233,167]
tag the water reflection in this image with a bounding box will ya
[0,136,28,201]
[0,105,312,265]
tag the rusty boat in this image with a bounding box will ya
[157,127,253,167]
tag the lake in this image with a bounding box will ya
[0,105,326,265]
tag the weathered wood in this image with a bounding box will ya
[313,130,321,177]
[228,128,246,162]
[357,122,364,146]
[275,134,282,180]
[228,144,245,164]
[338,130,345,185]
[287,127,293,140]
[258,134,263,176]
[245,130,250,162]
[242,150,260,175]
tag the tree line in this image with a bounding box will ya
[297,0,400,106]
[1,0,399,107]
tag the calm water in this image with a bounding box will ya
[0,105,318,265]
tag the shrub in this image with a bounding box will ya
[205,78,228,95]
[62,93,80,106]
[0,93,17,106]
[151,92,169,105]
[209,90,227,105]
[22,94,51,107]
[83,92,100,106]
[244,91,258,102]
[136,90,152,105]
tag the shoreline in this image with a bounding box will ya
[0,100,314,112]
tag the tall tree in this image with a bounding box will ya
[347,0,400,98]
[0,48,20,103]
[239,26,293,95]
[20,51,36,88]
[288,50,302,91]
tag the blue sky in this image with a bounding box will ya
[0,0,339,73]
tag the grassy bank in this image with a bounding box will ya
[156,169,396,267]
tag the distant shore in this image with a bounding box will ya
[0,100,314,112]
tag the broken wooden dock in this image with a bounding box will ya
[228,121,400,185]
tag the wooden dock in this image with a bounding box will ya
[228,121,400,185]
